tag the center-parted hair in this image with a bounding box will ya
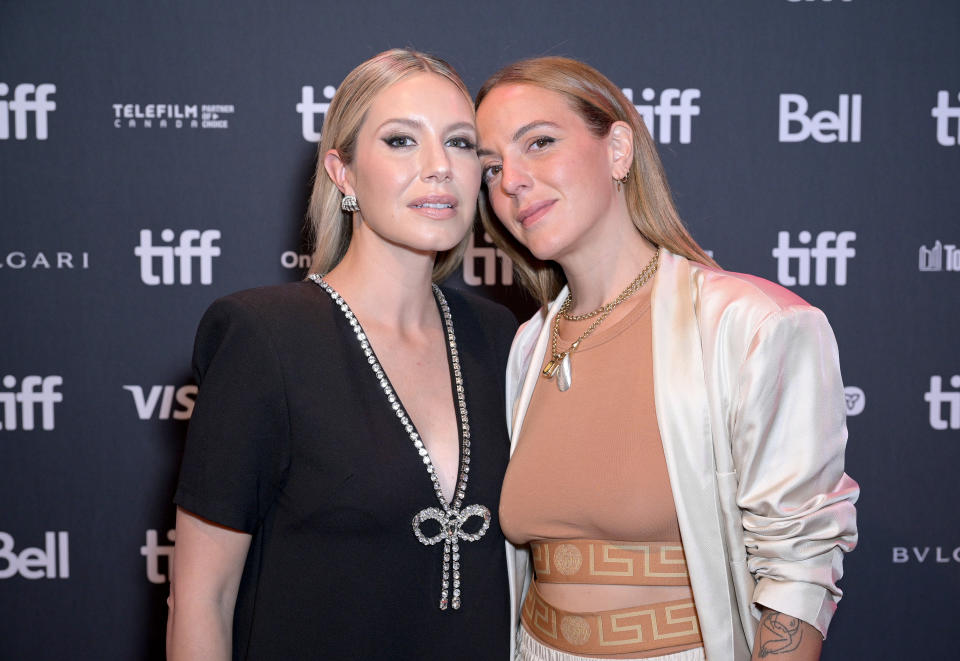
[307,49,474,281]
[475,56,718,307]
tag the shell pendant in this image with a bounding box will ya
[557,353,573,391]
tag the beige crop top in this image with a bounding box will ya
[499,290,682,545]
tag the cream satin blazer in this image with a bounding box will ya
[502,249,859,660]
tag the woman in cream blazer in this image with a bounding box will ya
[502,249,859,659]
[475,56,858,661]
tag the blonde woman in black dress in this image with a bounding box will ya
[167,49,515,660]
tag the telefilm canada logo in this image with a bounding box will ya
[297,84,701,145]
[772,230,856,286]
[0,375,63,431]
[918,240,960,272]
[112,102,235,129]
[0,83,56,140]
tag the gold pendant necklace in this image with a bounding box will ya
[542,249,659,392]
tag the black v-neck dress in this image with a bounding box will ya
[174,280,516,660]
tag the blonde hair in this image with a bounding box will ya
[476,56,718,306]
[307,49,473,281]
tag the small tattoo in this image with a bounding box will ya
[758,611,803,657]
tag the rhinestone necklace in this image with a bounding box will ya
[308,274,491,611]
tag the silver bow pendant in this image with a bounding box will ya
[412,504,491,609]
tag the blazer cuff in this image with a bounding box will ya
[753,577,836,639]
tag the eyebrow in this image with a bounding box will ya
[477,120,560,158]
[376,118,476,134]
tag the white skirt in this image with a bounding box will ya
[517,624,706,661]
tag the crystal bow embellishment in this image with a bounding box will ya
[412,504,491,609]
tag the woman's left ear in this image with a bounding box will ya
[608,121,634,179]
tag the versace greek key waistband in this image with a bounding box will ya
[521,577,702,656]
[531,539,691,586]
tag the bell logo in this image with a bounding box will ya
[931,91,960,146]
[925,375,960,430]
[844,386,865,417]
[134,229,220,285]
[0,532,70,579]
[463,232,513,287]
[297,85,336,142]
[0,83,56,140]
[779,93,861,143]
[141,529,175,584]
[772,230,856,286]
[0,375,63,431]
[124,385,197,420]
[622,88,700,144]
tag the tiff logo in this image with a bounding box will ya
[124,385,197,420]
[622,88,700,144]
[844,386,865,416]
[779,93,861,143]
[0,375,62,431]
[925,375,960,430]
[135,229,220,285]
[463,232,513,287]
[919,240,960,272]
[932,91,960,146]
[0,83,56,140]
[0,532,69,579]
[297,85,336,142]
[142,529,175,584]
[772,231,856,286]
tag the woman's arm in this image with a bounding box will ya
[730,305,858,641]
[750,608,822,660]
[166,507,251,661]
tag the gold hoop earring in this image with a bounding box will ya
[615,172,629,192]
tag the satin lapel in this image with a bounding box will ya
[509,286,568,455]
[651,251,737,660]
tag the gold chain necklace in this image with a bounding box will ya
[541,249,659,392]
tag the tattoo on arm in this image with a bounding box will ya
[758,611,803,657]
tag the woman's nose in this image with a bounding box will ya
[421,140,453,182]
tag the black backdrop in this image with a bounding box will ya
[1,1,958,659]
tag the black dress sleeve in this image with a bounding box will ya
[174,294,291,533]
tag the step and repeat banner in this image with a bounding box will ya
[1,1,957,659]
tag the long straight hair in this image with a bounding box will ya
[306,49,473,282]
[476,56,718,306]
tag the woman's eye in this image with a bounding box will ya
[447,136,477,150]
[384,135,415,148]
[530,136,555,150]
[481,164,502,183]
